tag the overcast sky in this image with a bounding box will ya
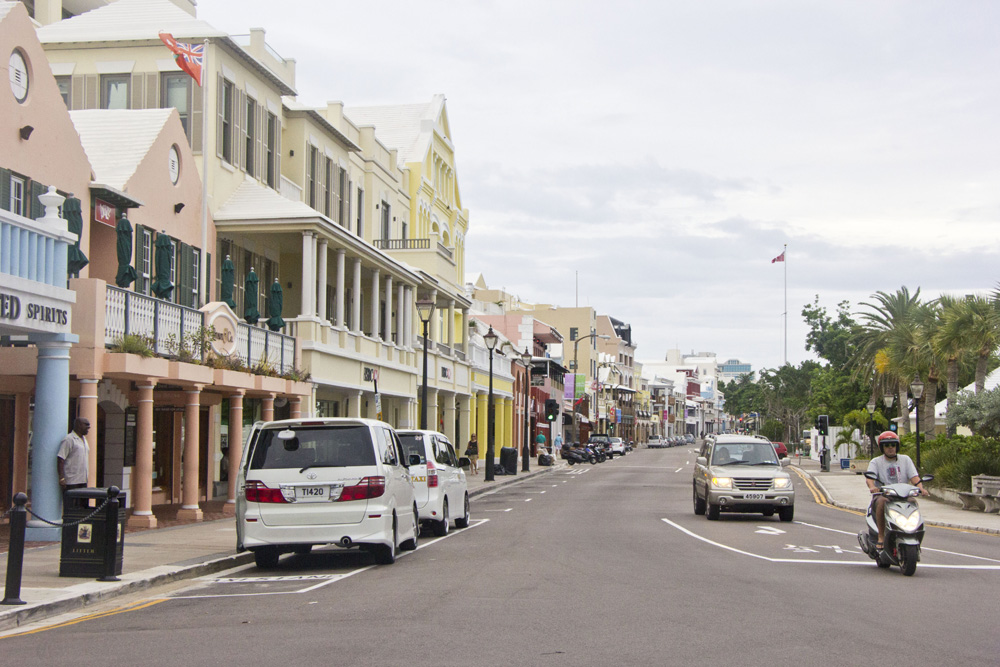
[198,0,1000,373]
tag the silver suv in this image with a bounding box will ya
[692,434,794,521]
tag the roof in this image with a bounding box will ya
[0,1,17,22]
[933,367,1000,418]
[70,108,172,190]
[214,177,322,222]
[282,97,360,152]
[345,94,446,167]
[37,0,227,43]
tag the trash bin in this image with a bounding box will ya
[498,447,518,475]
[59,488,126,578]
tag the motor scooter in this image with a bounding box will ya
[857,471,934,576]
[561,445,588,466]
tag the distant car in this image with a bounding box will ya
[397,429,471,536]
[647,435,664,448]
[771,441,788,458]
[684,434,695,445]
[608,437,626,457]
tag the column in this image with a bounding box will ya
[26,340,72,541]
[461,308,469,354]
[352,258,362,334]
[128,382,157,529]
[404,286,413,347]
[350,391,363,418]
[300,231,314,317]
[262,394,275,422]
[290,396,302,419]
[224,391,244,516]
[443,395,457,444]
[335,249,346,327]
[502,397,513,449]
[476,392,487,457]
[428,389,439,432]
[177,386,203,521]
[317,239,329,322]
[448,300,456,349]
[13,392,30,495]
[396,282,405,346]
[371,268,380,339]
[384,275,393,344]
[78,378,100,487]
[458,395,472,454]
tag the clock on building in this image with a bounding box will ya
[9,49,29,103]
[168,145,180,184]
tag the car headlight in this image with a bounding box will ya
[711,477,733,489]
[773,477,792,489]
[887,508,922,532]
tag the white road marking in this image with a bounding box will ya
[660,519,1000,569]
[483,508,513,512]
[675,467,684,473]
[755,526,786,535]
[795,520,1000,563]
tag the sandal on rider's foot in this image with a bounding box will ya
[874,541,884,550]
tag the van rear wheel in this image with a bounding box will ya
[253,546,280,569]
[433,499,450,536]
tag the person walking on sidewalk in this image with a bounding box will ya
[58,417,91,491]
[866,431,927,551]
[466,434,479,475]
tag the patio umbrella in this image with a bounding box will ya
[266,278,285,331]
[64,197,89,276]
[244,267,259,324]
[151,231,174,299]
[220,255,236,309]
[114,212,138,288]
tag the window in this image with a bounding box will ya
[308,145,318,209]
[265,112,277,188]
[380,201,390,240]
[101,74,130,109]
[245,97,256,177]
[324,158,333,217]
[137,227,153,295]
[569,327,579,341]
[56,76,71,108]
[8,174,26,217]
[338,168,347,225]
[161,73,191,136]
[220,79,234,163]
[191,250,200,307]
[356,188,364,237]
[401,221,408,239]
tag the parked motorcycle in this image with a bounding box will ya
[561,444,595,465]
[857,471,934,576]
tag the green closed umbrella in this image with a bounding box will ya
[114,212,138,288]
[244,267,259,324]
[220,255,236,309]
[151,231,174,299]
[64,197,89,276]
[266,278,285,331]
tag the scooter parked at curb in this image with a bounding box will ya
[857,471,934,576]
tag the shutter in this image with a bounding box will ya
[234,88,244,171]
[0,169,10,211]
[205,252,211,303]
[71,75,84,109]
[191,80,203,153]
[134,223,145,293]
[146,72,158,108]
[256,102,264,181]
[131,73,142,109]
[30,181,46,220]
[216,73,225,158]
[85,74,98,108]
[275,117,281,189]
[346,179,352,231]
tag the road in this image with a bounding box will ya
[3,447,998,665]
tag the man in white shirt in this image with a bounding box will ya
[57,417,91,491]
[866,431,927,550]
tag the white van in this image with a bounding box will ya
[236,418,419,568]
[396,430,470,536]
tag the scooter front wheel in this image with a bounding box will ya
[899,543,918,576]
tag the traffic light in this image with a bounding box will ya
[816,415,829,436]
[544,399,559,422]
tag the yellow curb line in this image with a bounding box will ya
[1,598,166,639]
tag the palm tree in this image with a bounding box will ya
[934,295,977,435]
[945,294,1000,393]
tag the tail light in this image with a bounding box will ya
[426,461,439,488]
[245,481,288,503]
[339,476,386,501]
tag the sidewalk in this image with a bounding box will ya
[0,460,561,632]
[791,454,1000,536]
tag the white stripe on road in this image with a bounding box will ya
[795,520,1000,563]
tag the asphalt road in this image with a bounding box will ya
[3,447,999,665]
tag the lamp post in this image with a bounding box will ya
[866,399,877,458]
[484,326,499,482]
[910,375,924,468]
[416,299,434,430]
[521,347,532,472]
[572,332,610,444]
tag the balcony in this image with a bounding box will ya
[104,285,296,374]
[373,238,430,251]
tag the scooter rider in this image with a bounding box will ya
[866,431,928,550]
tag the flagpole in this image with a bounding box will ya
[199,38,210,307]
[783,243,787,366]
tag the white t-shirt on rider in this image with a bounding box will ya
[867,454,918,486]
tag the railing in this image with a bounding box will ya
[436,242,453,260]
[105,285,297,374]
[0,211,70,288]
[373,238,430,251]
[280,176,303,202]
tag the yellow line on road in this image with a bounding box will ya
[1,598,166,639]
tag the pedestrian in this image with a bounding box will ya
[534,432,547,457]
[554,433,563,451]
[58,417,91,492]
[465,433,479,475]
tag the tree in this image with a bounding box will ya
[934,295,977,435]
[947,388,1000,438]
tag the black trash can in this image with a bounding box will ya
[60,488,126,578]
[498,447,518,475]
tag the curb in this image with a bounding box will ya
[468,462,562,499]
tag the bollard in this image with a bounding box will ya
[2,492,29,605]
[98,486,121,582]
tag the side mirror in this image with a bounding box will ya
[408,454,422,467]
[920,474,934,483]
[696,456,707,466]
[780,458,789,467]
[458,456,471,468]
[864,471,879,481]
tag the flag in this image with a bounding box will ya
[771,251,785,264]
[159,32,204,86]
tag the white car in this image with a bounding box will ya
[396,429,470,536]
[236,418,420,568]
[608,437,627,457]
[647,435,665,448]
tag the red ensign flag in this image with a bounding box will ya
[159,32,204,86]
[771,251,785,264]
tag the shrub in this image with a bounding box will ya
[898,434,1000,490]
[110,333,155,357]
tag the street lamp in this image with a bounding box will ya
[571,332,611,444]
[521,347,532,472]
[484,326,499,481]
[416,299,434,430]
[910,375,924,468]
[866,399,877,457]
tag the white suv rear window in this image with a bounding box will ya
[249,425,376,470]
